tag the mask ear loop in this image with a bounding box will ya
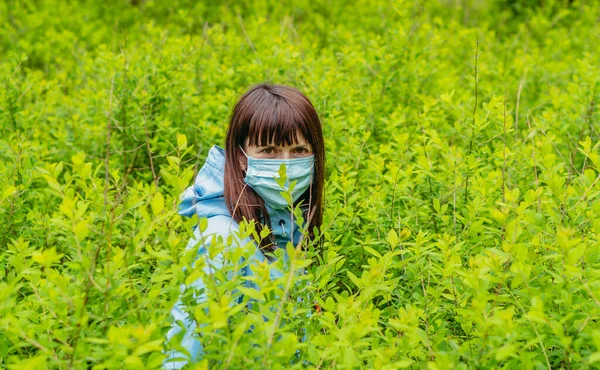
[229,145,251,229]
[230,144,254,227]
[238,145,250,158]
[238,145,250,177]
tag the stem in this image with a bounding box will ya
[463,37,479,216]
[526,116,541,212]
[502,90,508,204]
[143,115,159,191]
[514,29,529,140]
[453,152,457,236]
[418,113,439,233]
[581,89,597,173]
[508,290,551,369]
[236,12,262,66]
[264,247,298,368]
[70,72,116,367]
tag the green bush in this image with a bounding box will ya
[1,0,599,368]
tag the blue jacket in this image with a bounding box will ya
[163,145,303,369]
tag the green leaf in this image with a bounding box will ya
[363,246,382,258]
[589,352,600,364]
[210,301,227,329]
[347,271,363,288]
[133,339,165,356]
[177,133,188,150]
[199,217,208,233]
[392,359,415,368]
[237,287,264,301]
[71,151,86,165]
[387,229,399,248]
[2,185,17,199]
[495,343,517,361]
[73,219,89,240]
[276,163,288,188]
[151,192,164,215]
[32,248,63,267]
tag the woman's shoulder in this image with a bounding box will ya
[178,145,229,219]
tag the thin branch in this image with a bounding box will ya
[143,115,159,191]
[463,37,479,215]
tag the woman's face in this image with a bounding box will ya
[244,131,313,160]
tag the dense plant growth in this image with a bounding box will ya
[1,0,599,368]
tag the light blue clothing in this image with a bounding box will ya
[163,145,304,369]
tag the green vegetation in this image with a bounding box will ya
[1,0,600,368]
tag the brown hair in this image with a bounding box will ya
[223,83,325,254]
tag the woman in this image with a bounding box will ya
[164,83,325,368]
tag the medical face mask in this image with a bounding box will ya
[241,148,315,210]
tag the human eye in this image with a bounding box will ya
[293,146,311,155]
[260,147,276,155]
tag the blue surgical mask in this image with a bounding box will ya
[241,148,315,210]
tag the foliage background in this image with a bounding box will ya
[1,0,600,368]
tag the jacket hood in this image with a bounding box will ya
[179,145,230,219]
[178,145,303,247]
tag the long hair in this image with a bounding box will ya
[223,83,325,254]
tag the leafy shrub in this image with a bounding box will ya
[1,0,599,368]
